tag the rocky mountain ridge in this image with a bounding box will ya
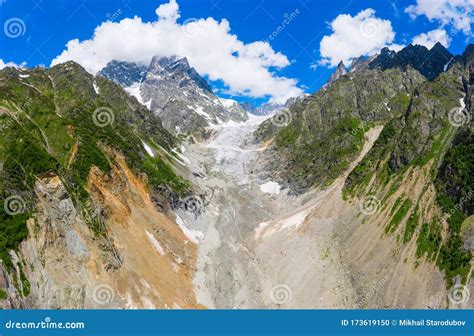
[0,41,472,310]
[0,61,202,308]
[368,42,454,80]
[254,42,473,294]
[99,56,248,137]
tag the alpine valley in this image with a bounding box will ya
[0,42,472,309]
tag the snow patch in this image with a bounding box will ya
[93,81,100,94]
[255,208,312,240]
[188,105,211,120]
[172,148,190,165]
[142,141,155,157]
[459,96,466,111]
[125,83,151,109]
[259,181,281,195]
[175,215,204,244]
[443,57,454,72]
[19,74,30,78]
[145,230,165,256]
[196,89,212,101]
[219,97,238,108]
[156,144,187,166]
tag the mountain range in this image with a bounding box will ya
[0,41,472,309]
[99,56,248,138]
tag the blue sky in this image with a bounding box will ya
[0,0,472,104]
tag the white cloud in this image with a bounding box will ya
[0,59,20,69]
[155,0,180,21]
[51,0,301,103]
[412,28,451,48]
[319,9,398,67]
[406,0,474,35]
[386,43,405,52]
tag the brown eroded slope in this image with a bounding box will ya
[87,153,202,308]
[9,152,201,309]
[252,127,383,308]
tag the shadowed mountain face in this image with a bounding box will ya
[98,60,148,87]
[369,42,454,81]
[99,56,248,137]
[324,61,347,88]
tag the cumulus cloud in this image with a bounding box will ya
[412,28,451,48]
[405,0,474,35]
[155,0,180,21]
[319,9,398,67]
[0,59,20,69]
[51,0,301,103]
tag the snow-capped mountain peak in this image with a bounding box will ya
[99,56,248,136]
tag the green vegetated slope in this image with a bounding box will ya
[0,62,189,273]
[342,46,473,286]
[256,65,426,191]
[257,44,473,286]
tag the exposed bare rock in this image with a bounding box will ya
[9,159,201,309]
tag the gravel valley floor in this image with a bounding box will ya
[177,116,365,308]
